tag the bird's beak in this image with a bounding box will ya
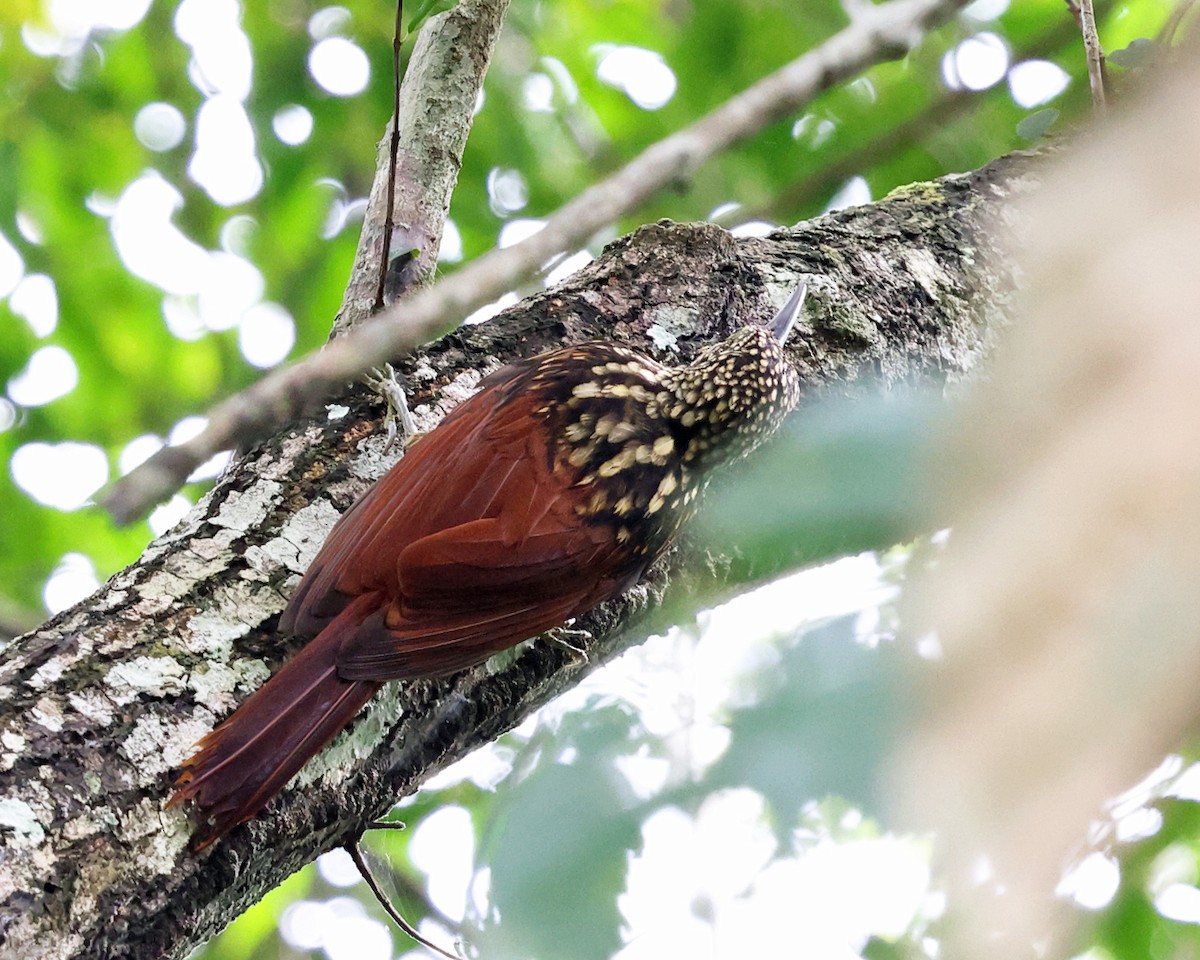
[769,283,807,344]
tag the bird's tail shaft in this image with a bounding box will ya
[171,603,381,850]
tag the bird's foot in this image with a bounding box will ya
[544,626,593,666]
[365,362,419,453]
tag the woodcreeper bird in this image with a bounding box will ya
[172,285,807,849]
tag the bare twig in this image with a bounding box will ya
[347,839,463,960]
[1076,0,1108,111]
[101,0,969,524]
[375,0,407,312]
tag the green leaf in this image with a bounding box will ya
[471,705,642,960]
[1016,107,1060,142]
[405,0,461,40]
[703,614,913,828]
[1108,37,1157,70]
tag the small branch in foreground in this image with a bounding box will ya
[347,840,462,960]
[100,0,968,525]
[1073,0,1108,111]
[375,0,407,312]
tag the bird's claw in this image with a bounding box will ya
[366,363,418,453]
[545,626,593,666]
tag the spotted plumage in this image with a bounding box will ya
[509,320,801,562]
[172,285,806,850]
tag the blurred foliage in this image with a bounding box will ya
[695,395,940,584]
[2,0,1195,957]
[1087,796,1200,960]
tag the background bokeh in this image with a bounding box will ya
[1,1,1189,957]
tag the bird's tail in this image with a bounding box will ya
[171,600,382,850]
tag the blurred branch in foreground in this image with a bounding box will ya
[893,40,1200,957]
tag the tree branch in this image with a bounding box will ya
[337,0,512,334]
[1071,0,1109,111]
[101,0,970,524]
[0,151,1035,960]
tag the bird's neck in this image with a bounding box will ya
[656,326,794,469]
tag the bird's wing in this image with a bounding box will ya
[280,360,543,638]
[333,422,638,681]
[334,462,633,679]
[281,354,636,662]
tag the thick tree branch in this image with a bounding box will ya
[102,0,970,523]
[0,152,1033,960]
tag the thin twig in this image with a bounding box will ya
[101,0,969,524]
[1076,0,1108,112]
[369,816,408,830]
[361,823,463,931]
[374,0,406,312]
[347,839,463,960]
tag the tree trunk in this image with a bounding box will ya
[0,150,1032,960]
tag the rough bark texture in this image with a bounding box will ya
[0,151,1033,960]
